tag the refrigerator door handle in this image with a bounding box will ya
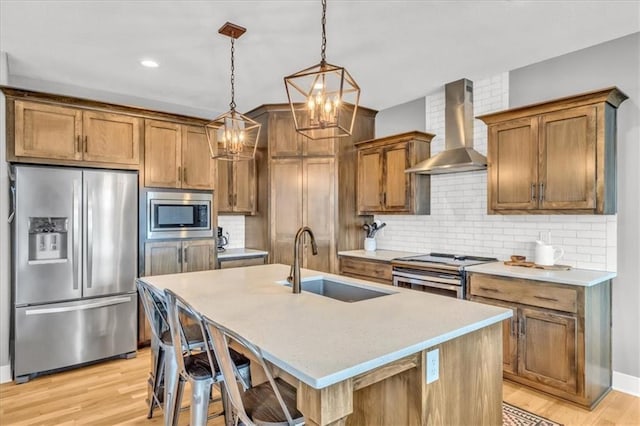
[8,185,16,224]
[86,182,94,288]
[72,179,81,290]
[24,296,133,316]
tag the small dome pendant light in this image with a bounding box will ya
[284,0,361,140]
[206,22,260,161]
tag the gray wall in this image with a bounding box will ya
[510,32,640,378]
[374,96,426,138]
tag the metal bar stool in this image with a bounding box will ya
[136,279,205,425]
[164,289,251,426]
[203,315,305,426]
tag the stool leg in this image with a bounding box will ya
[163,352,180,426]
[190,379,213,426]
[219,381,234,426]
[148,343,164,418]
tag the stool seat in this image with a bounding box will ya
[160,323,203,346]
[184,350,249,381]
[244,377,304,425]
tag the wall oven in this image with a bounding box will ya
[391,253,497,299]
[147,191,213,239]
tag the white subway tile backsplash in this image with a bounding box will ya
[374,72,616,272]
[217,216,245,249]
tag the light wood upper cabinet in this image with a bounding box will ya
[269,111,334,157]
[217,159,256,215]
[479,87,627,214]
[356,131,433,215]
[14,100,140,165]
[145,120,215,190]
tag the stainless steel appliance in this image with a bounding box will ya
[146,191,212,240]
[216,226,229,252]
[391,253,497,299]
[10,165,138,383]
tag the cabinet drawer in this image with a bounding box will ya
[469,274,578,313]
[219,256,266,269]
[339,257,392,283]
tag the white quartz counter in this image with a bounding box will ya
[466,261,616,287]
[217,248,268,260]
[337,249,423,262]
[139,264,511,389]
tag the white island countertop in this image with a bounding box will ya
[217,248,268,260]
[466,261,616,287]
[139,264,511,389]
[337,249,423,262]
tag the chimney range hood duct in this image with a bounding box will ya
[405,78,487,174]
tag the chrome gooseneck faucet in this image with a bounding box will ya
[288,226,318,294]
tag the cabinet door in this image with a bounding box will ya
[383,143,411,212]
[357,147,383,213]
[303,158,335,273]
[82,111,140,164]
[271,159,303,266]
[488,118,538,211]
[145,120,182,188]
[182,125,215,190]
[14,101,82,161]
[144,241,182,276]
[269,111,302,157]
[471,296,518,375]
[183,240,215,272]
[539,106,596,210]
[217,160,234,213]
[233,159,256,214]
[518,307,578,395]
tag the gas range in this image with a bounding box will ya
[391,252,498,298]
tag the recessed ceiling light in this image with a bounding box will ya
[140,59,159,68]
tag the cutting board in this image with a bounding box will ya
[504,261,571,271]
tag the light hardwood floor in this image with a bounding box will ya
[0,347,638,425]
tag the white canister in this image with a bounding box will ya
[364,237,376,252]
[535,244,565,266]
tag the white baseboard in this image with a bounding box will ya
[0,363,12,384]
[613,370,640,397]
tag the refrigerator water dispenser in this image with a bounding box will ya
[28,217,68,262]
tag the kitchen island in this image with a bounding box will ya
[139,264,511,425]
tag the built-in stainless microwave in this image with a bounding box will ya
[147,191,213,239]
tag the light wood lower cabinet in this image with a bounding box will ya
[468,272,611,409]
[217,255,267,269]
[338,256,393,285]
[144,239,215,275]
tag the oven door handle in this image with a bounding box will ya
[392,271,461,285]
[393,276,461,292]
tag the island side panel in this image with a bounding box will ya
[423,322,503,425]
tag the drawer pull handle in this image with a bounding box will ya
[479,286,499,292]
[534,295,558,302]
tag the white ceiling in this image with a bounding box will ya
[1,1,638,118]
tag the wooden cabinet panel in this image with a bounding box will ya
[82,111,140,164]
[540,106,596,210]
[14,101,82,161]
[383,144,410,211]
[272,160,303,267]
[181,125,215,190]
[219,256,266,269]
[489,118,538,211]
[183,240,215,272]
[144,241,181,276]
[233,159,255,214]
[145,120,181,188]
[519,307,578,395]
[479,87,626,214]
[358,149,383,212]
[304,158,335,272]
[270,111,302,156]
[217,161,233,212]
[356,132,432,214]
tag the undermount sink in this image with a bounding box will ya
[281,277,395,303]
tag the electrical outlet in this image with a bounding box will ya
[426,348,439,384]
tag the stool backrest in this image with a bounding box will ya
[164,289,216,380]
[136,279,169,343]
[203,316,297,426]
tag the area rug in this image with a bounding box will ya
[503,402,563,426]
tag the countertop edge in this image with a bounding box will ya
[466,262,616,287]
[217,248,269,260]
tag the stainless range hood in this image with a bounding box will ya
[406,78,487,174]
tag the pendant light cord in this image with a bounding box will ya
[229,37,236,111]
[320,0,327,64]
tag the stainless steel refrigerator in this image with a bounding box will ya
[10,165,138,383]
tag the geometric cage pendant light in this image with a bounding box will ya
[284,0,360,140]
[206,22,260,161]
